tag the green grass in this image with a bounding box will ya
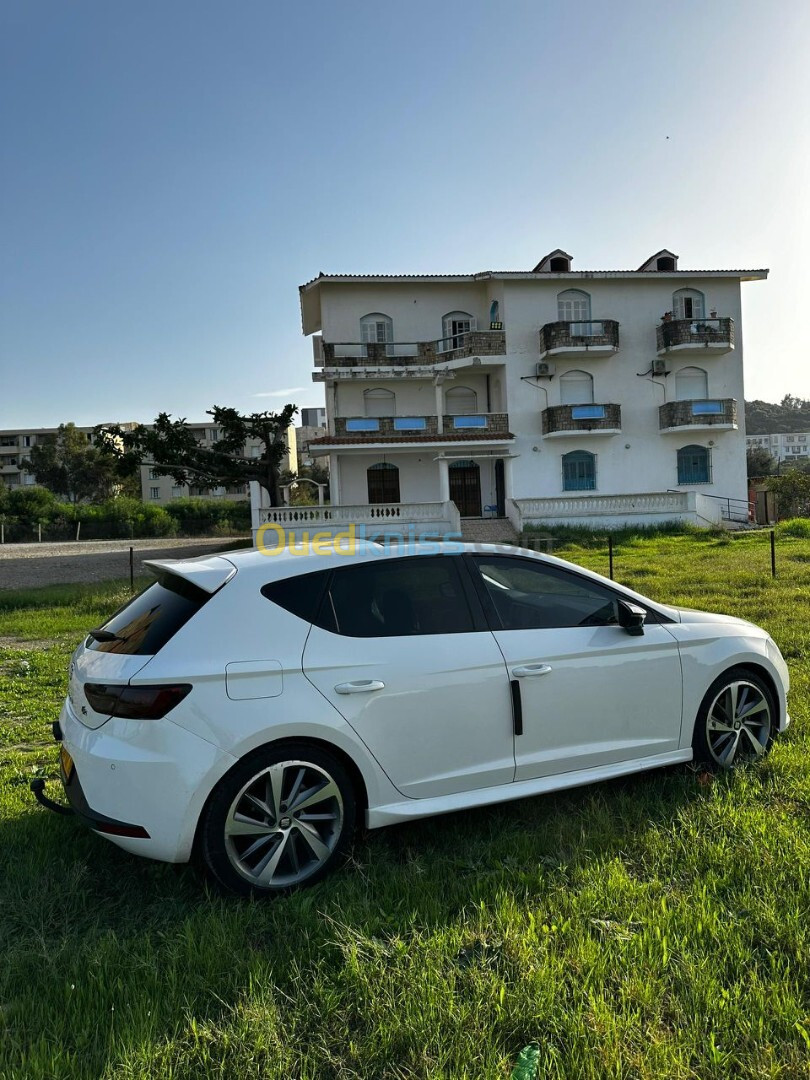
[1,532,809,1079]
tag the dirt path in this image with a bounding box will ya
[0,537,249,590]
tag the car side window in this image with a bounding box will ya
[261,570,331,623]
[322,556,476,637]
[471,556,623,631]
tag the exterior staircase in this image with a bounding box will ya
[460,517,520,545]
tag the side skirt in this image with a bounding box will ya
[366,749,694,828]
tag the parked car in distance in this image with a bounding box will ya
[34,541,790,897]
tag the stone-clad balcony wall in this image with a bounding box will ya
[659,399,738,430]
[334,416,440,437]
[320,330,506,367]
[542,403,622,436]
[656,318,734,354]
[539,319,620,356]
[330,413,511,439]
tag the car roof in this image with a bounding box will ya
[148,541,678,621]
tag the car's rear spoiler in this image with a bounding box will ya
[142,555,237,594]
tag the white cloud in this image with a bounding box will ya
[252,387,309,398]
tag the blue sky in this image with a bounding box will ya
[2,0,809,429]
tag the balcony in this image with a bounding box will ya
[316,413,513,447]
[542,403,621,438]
[538,320,619,361]
[659,398,738,432]
[315,330,506,377]
[656,317,734,356]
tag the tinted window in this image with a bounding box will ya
[323,557,475,637]
[87,576,210,655]
[472,556,622,630]
[261,570,330,623]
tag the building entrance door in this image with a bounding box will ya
[449,460,482,517]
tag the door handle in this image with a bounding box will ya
[334,680,386,695]
[511,664,553,678]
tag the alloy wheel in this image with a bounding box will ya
[705,679,771,768]
[223,760,344,888]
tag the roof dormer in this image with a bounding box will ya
[533,249,573,273]
[638,249,679,272]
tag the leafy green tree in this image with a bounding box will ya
[746,446,775,478]
[97,405,297,506]
[768,470,810,518]
[23,423,133,503]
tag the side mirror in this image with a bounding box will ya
[617,599,646,636]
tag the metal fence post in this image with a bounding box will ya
[130,546,135,592]
[608,535,614,580]
[770,529,776,578]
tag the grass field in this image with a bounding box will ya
[1,530,809,1079]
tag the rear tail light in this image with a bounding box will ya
[83,683,192,720]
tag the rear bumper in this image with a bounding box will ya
[55,696,236,863]
[60,758,151,839]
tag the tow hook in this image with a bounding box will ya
[30,778,74,817]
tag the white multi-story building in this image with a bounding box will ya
[746,431,810,464]
[252,250,767,539]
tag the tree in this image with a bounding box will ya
[746,446,775,478]
[97,405,297,505]
[23,423,135,503]
[768,470,810,519]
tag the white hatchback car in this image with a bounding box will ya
[33,541,790,896]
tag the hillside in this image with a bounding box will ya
[744,397,810,435]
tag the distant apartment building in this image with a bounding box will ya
[0,420,296,502]
[746,431,810,464]
[296,424,328,466]
[0,424,138,490]
[300,407,326,427]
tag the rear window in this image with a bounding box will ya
[86,575,211,655]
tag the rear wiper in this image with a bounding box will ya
[88,628,125,643]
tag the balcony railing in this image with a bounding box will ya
[659,399,738,431]
[320,330,506,367]
[542,403,621,436]
[330,413,511,439]
[538,320,620,358]
[656,317,734,353]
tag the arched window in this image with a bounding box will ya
[675,366,708,401]
[367,462,400,503]
[364,387,395,417]
[677,445,711,485]
[445,385,478,414]
[657,256,676,271]
[672,289,705,321]
[559,370,594,406]
[549,256,570,271]
[562,451,596,491]
[557,289,591,332]
[360,313,393,356]
[441,311,476,351]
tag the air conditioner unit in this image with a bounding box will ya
[536,361,556,377]
[652,359,669,375]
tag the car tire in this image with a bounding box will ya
[199,742,356,898]
[692,667,775,770]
